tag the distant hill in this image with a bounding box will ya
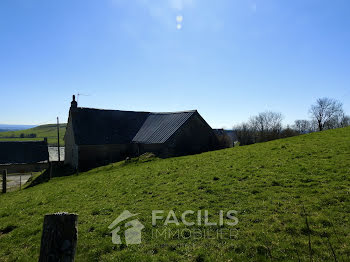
[0,127,349,260]
[0,124,36,132]
[0,124,67,146]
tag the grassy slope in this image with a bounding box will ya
[0,124,66,146]
[0,127,350,261]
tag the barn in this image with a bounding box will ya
[0,140,49,173]
[64,96,219,170]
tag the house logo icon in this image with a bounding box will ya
[108,210,144,245]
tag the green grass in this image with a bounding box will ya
[0,124,66,146]
[0,127,350,261]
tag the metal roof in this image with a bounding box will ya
[70,108,197,145]
[132,111,196,144]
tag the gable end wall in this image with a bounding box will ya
[64,111,79,169]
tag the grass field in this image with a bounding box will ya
[0,127,349,261]
[0,124,66,146]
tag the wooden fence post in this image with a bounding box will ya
[57,117,61,163]
[2,169,6,193]
[49,162,52,180]
[39,212,78,262]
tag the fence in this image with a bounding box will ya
[1,169,34,193]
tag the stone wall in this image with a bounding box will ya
[78,143,137,170]
[0,162,49,174]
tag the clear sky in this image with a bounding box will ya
[0,0,349,128]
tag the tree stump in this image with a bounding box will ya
[39,212,78,262]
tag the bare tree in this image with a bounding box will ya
[281,125,300,138]
[339,114,350,127]
[308,119,319,133]
[329,112,350,128]
[309,98,344,131]
[249,111,283,141]
[293,120,311,134]
[234,123,255,145]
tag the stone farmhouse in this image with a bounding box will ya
[64,96,219,170]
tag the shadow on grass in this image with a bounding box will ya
[26,163,76,189]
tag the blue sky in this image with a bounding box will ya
[0,0,349,128]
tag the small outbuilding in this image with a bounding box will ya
[0,140,49,173]
[64,96,219,170]
[213,129,238,148]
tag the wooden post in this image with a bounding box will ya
[2,169,7,193]
[39,213,78,262]
[49,162,52,180]
[57,117,61,163]
[20,175,22,190]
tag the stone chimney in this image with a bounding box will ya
[71,95,77,109]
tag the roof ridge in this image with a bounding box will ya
[150,110,197,115]
[75,107,197,114]
[75,107,150,113]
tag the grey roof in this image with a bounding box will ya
[132,111,196,144]
[0,141,49,165]
[70,108,149,145]
[69,108,197,145]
